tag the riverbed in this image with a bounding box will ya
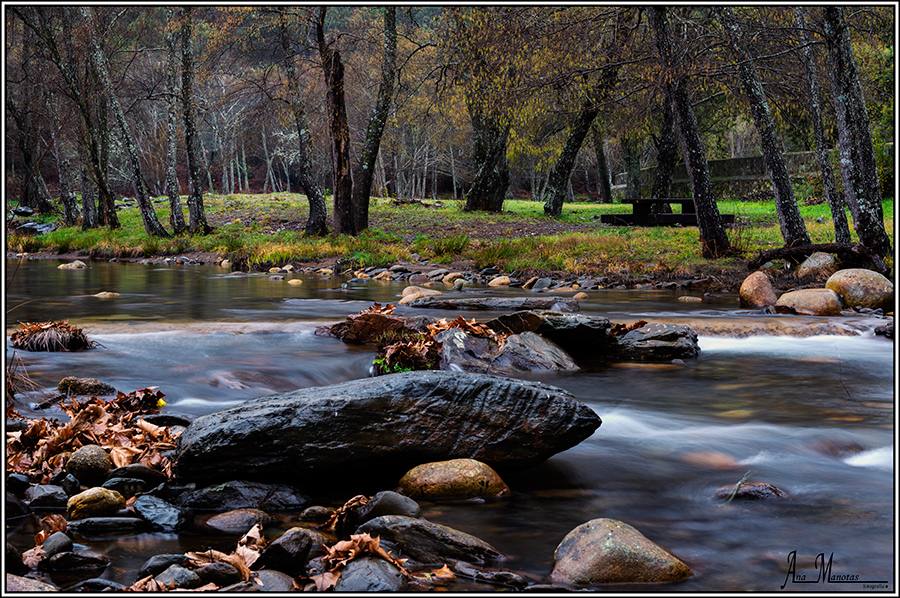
[5,259,895,591]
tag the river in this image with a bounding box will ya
[5,259,895,591]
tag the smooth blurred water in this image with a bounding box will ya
[5,259,895,591]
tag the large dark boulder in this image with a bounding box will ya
[406,296,578,312]
[174,372,600,484]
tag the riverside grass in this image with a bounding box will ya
[8,194,893,279]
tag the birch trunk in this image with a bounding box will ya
[164,8,186,233]
[180,7,211,233]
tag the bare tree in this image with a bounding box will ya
[164,8,186,233]
[180,7,212,234]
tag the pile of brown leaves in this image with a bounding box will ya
[10,320,97,352]
[6,387,177,483]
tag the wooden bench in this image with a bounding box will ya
[600,198,736,227]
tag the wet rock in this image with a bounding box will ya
[133,495,184,531]
[485,311,612,357]
[175,371,601,484]
[488,275,511,287]
[677,295,703,303]
[195,561,243,586]
[299,505,334,523]
[573,292,589,301]
[452,561,529,589]
[69,577,126,592]
[875,319,893,339]
[550,518,691,586]
[437,329,579,374]
[532,277,553,291]
[13,205,35,216]
[25,484,68,510]
[615,323,700,361]
[67,517,146,536]
[42,532,73,557]
[140,413,193,427]
[101,477,146,497]
[739,271,778,308]
[826,268,893,310]
[51,472,81,496]
[6,543,26,575]
[58,260,87,270]
[359,491,421,521]
[442,271,464,284]
[7,491,28,517]
[180,480,307,512]
[205,508,271,535]
[6,574,58,592]
[139,554,189,578]
[57,376,116,396]
[714,481,786,500]
[334,557,405,592]
[680,451,740,470]
[287,278,303,286]
[408,274,429,285]
[108,463,167,485]
[6,472,30,494]
[796,252,839,281]
[93,291,120,299]
[357,515,501,565]
[155,564,201,589]
[255,569,297,591]
[398,459,509,501]
[408,295,579,312]
[44,551,109,577]
[65,445,113,485]
[67,487,124,519]
[775,288,842,316]
[255,527,327,575]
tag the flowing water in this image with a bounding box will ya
[5,260,895,591]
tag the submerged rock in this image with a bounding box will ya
[550,518,692,586]
[357,515,502,565]
[57,377,116,396]
[398,459,509,501]
[714,481,786,501]
[175,371,601,484]
[875,319,894,339]
[739,272,777,308]
[66,517,146,536]
[58,260,87,270]
[826,268,893,310]
[775,288,842,316]
[614,323,700,361]
[406,296,579,312]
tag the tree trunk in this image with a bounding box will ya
[82,7,168,237]
[164,9,186,233]
[621,134,642,200]
[464,101,509,212]
[78,142,98,229]
[591,123,613,202]
[7,98,53,214]
[316,7,354,234]
[823,7,890,257]
[277,14,327,234]
[649,6,730,258]
[543,105,599,216]
[794,8,850,244]
[650,91,677,214]
[350,7,396,231]
[46,93,80,225]
[180,7,212,234]
[719,8,809,247]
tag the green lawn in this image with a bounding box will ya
[7,194,893,281]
